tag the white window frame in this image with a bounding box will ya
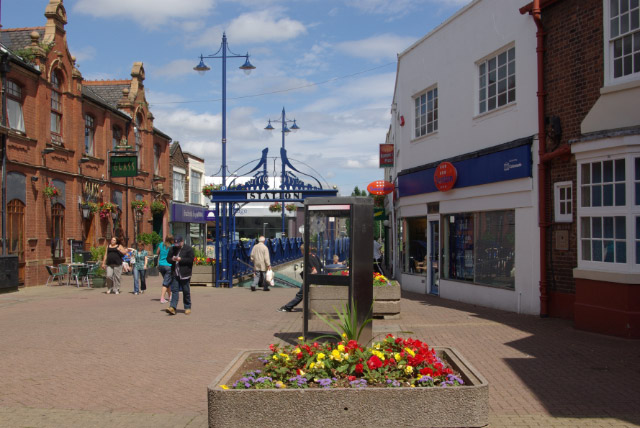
[554,181,573,223]
[477,44,516,115]
[173,171,185,202]
[604,0,640,86]
[190,170,202,205]
[84,114,95,156]
[413,86,438,139]
[6,80,25,133]
[576,151,640,272]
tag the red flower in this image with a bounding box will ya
[420,367,434,376]
[348,375,356,381]
[367,355,383,371]
[355,363,364,374]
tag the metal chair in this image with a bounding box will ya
[70,265,90,287]
[86,263,101,287]
[45,265,66,286]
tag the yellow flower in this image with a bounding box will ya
[299,370,305,376]
[405,365,414,374]
[309,362,315,369]
[417,374,423,380]
[331,349,342,361]
[372,350,385,360]
[394,352,402,361]
[220,384,229,390]
[298,336,304,340]
[294,348,302,354]
[275,381,286,389]
[404,347,416,357]
[317,353,326,361]
[316,361,325,369]
[342,333,347,338]
[272,355,278,360]
[279,353,290,361]
[374,343,381,350]
[337,344,345,352]
[410,384,415,388]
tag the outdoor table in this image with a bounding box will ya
[65,263,87,286]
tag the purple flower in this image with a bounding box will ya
[349,379,368,388]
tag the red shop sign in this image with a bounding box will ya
[434,162,457,192]
[367,180,395,195]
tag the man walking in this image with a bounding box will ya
[278,243,323,312]
[166,236,194,315]
[250,236,271,292]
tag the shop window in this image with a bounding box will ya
[112,126,122,150]
[401,217,427,274]
[52,203,65,259]
[607,0,640,81]
[478,46,515,114]
[50,71,63,145]
[6,80,25,132]
[190,171,202,204]
[578,155,640,269]
[154,144,160,175]
[8,199,25,261]
[414,86,438,138]
[554,181,573,223]
[443,210,515,289]
[84,114,95,156]
[173,171,185,202]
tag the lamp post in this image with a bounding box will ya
[194,33,255,287]
[265,107,299,236]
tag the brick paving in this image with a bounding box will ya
[0,274,639,427]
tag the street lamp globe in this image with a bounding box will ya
[193,56,211,76]
[264,120,274,131]
[239,56,256,75]
[290,120,300,133]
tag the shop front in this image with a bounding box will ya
[396,138,541,315]
[170,203,206,253]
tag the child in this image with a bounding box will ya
[132,242,149,295]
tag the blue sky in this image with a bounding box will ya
[4,0,470,195]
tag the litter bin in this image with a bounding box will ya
[0,254,19,290]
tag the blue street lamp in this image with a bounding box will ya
[265,107,300,236]
[195,33,255,287]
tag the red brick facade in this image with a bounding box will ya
[0,1,172,286]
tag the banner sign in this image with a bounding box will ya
[379,144,394,168]
[110,155,138,177]
[434,162,457,192]
[367,180,394,195]
[171,203,207,223]
[208,189,338,203]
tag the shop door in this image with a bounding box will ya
[428,219,439,295]
[84,216,95,251]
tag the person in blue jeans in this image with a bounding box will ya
[132,241,149,295]
[165,235,194,315]
[156,235,173,303]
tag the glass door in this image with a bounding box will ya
[428,219,440,295]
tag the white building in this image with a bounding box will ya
[388,0,541,314]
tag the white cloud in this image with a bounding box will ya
[72,0,215,29]
[336,34,415,62]
[226,11,307,44]
[153,59,197,78]
[347,0,470,16]
[70,46,96,63]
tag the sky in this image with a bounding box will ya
[3,0,471,195]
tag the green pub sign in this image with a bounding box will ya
[110,155,138,177]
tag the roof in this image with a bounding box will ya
[81,85,131,120]
[81,81,130,109]
[0,27,45,51]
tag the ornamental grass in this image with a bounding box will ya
[221,334,464,390]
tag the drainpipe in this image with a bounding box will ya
[532,0,550,317]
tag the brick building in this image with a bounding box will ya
[0,0,172,287]
[521,0,640,338]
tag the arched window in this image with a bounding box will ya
[135,114,143,168]
[52,203,65,259]
[112,126,122,150]
[84,114,95,156]
[8,199,25,261]
[6,80,25,132]
[50,71,63,145]
[154,144,160,175]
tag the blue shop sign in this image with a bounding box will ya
[171,203,206,223]
[398,143,532,198]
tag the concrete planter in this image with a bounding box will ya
[208,347,488,428]
[309,284,401,318]
[190,265,216,286]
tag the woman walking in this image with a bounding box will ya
[156,235,173,303]
[102,237,128,295]
[132,241,149,295]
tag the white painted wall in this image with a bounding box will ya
[186,155,205,206]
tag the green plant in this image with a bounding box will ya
[285,203,297,212]
[87,202,99,213]
[131,200,148,211]
[313,299,373,345]
[149,231,162,246]
[150,200,166,214]
[269,202,282,212]
[90,246,106,263]
[43,182,59,199]
[202,184,221,197]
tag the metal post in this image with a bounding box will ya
[281,107,286,236]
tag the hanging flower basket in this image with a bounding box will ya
[285,203,297,212]
[87,202,99,213]
[43,182,59,199]
[131,200,148,212]
[269,203,282,213]
[150,200,166,214]
[98,202,116,219]
[203,184,221,197]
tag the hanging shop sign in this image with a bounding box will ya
[434,162,457,192]
[367,180,395,196]
[379,144,394,168]
[110,155,138,178]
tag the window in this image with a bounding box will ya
[112,126,122,150]
[50,72,63,145]
[173,171,185,202]
[578,154,640,269]
[401,218,427,274]
[414,87,438,138]
[135,114,143,168]
[6,80,25,132]
[7,199,25,262]
[554,181,573,223]
[84,114,95,156]
[52,203,65,259]
[443,210,515,289]
[190,171,202,204]
[608,0,640,79]
[478,47,515,114]
[154,144,160,175]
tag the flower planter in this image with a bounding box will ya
[190,265,216,286]
[309,284,401,319]
[91,276,106,288]
[208,347,489,428]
